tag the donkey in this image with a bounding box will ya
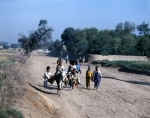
[55,70,67,96]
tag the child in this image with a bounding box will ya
[69,68,79,89]
[43,66,52,80]
[86,66,93,89]
[94,66,102,90]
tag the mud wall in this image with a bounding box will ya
[88,55,148,62]
[49,53,148,62]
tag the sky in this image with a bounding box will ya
[0,0,150,44]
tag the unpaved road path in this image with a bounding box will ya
[16,55,150,118]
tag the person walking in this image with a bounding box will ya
[65,55,69,64]
[82,56,85,63]
[85,66,93,89]
[76,61,81,84]
[94,66,102,91]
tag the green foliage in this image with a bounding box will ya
[0,109,9,118]
[120,34,136,55]
[48,39,63,53]
[0,107,24,118]
[6,108,24,118]
[53,39,63,53]
[61,21,150,58]
[0,42,9,49]
[94,60,150,71]
[137,22,150,35]
[10,44,21,48]
[135,35,150,57]
[111,37,121,54]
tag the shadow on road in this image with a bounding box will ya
[27,82,57,95]
[103,76,150,86]
[37,84,57,90]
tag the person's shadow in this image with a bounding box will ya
[103,76,150,86]
[27,82,57,95]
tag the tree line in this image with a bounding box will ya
[17,20,150,58]
[0,41,21,49]
[60,21,150,57]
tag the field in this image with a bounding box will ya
[11,53,150,118]
[93,60,150,71]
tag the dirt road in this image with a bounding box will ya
[15,55,150,118]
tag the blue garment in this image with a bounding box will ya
[94,71,101,88]
[76,63,81,74]
[66,55,68,60]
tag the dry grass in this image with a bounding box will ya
[0,54,27,118]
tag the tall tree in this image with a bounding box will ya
[61,27,75,53]
[124,21,135,34]
[137,22,150,35]
[120,34,136,55]
[0,42,9,49]
[18,20,53,54]
[135,35,150,57]
[111,37,121,54]
[116,22,123,33]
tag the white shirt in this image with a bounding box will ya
[44,71,52,79]
[72,65,76,69]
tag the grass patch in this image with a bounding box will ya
[93,60,150,71]
[0,50,19,53]
[0,56,24,118]
[0,107,24,118]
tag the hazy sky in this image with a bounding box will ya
[0,0,150,44]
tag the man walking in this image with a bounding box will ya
[94,66,102,91]
[65,55,69,64]
[76,61,81,84]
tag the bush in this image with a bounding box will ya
[7,108,24,118]
[0,109,9,118]
[0,56,24,118]
[0,108,24,118]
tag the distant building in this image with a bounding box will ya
[0,45,3,50]
[9,47,22,52]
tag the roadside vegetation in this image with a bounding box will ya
[0,56,24,118]
[93,60,150,71]
[0,49,19,53]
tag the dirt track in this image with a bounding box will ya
[15,54,150,118]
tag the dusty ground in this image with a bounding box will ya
[15,54,150,118]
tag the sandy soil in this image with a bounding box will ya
[15,54,150,118]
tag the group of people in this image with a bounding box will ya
[67,60,81,89]
[43,57,102,90]
[85,65,102,90]
[65,55,86,64]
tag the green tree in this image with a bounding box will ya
[124,21,135,34]
[18,20,53,54]
[61,27,75,53]
[10,44,21,48]
[53,39,63,53]
[120,34,136,55]
[135,35,150,57]
[137,22,150,35]
[111,37,121,54]
[0,42,9,49]
[116,22,123,33]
